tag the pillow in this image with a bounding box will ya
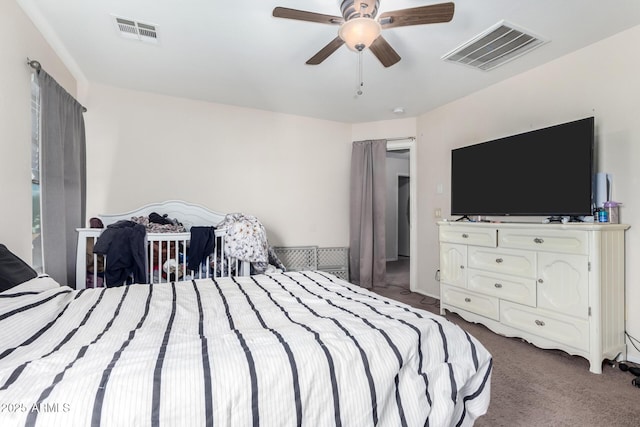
[0,244,38,292]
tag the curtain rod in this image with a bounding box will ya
[27,58,42,71]
[26,57,87,113]
[387,136,415,142]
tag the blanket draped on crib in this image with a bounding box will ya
[218,213,269,263]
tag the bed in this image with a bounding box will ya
[0,270,491,426]
[1,201,492,426]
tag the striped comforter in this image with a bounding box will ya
[0,271,492,426]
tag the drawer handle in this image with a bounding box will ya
[538,278,544,284]
[461,233,469,238]
[464,297,471,303]
[533,238,544,244]
[495,258,503,263]
[494,283,503,288]
[459,265,465,270]
[535,319,545,327]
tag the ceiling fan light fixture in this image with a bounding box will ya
[274,1,455,66]
[339,17,381,51]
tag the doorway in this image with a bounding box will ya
[386,145,412,290]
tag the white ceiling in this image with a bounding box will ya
[18,0,640,123]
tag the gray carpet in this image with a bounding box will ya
[376,259,640,427]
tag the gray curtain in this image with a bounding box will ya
[38,70,86,287]
[349,139,386,289]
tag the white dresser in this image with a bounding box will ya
[438,221,629,374]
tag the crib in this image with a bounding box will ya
[75,200,250,289]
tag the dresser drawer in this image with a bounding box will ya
[468,246,536,278]
[467,269,536,307]
[499,228,588,255]
[439,225,497,247]
[441,283,499,321]
[500,301,589,351]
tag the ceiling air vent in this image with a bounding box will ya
[113,16,159,44]
[442,20,547,71]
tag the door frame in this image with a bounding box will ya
[397,173,410,257]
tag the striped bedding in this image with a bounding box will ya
[0,271,492,426]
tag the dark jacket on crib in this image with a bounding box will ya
[93,220,147,286]
[188,226,216,272]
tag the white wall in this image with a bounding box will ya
[83,83,352,247]
[0,0,76,262]
[416,24,640,363]
[351,118,417,141]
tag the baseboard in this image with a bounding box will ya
[626,353,640,364]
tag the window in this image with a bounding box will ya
[31,74,43,273]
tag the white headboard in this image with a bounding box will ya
[98,200,226,230]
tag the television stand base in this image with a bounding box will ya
[544,216,584,224]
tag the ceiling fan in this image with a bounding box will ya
[273,1,455,68]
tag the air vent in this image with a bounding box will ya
[442,20,547,71]
[113,16,158,43]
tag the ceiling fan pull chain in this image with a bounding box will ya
[358,51,363,94]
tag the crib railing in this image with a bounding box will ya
[75,227,249,289]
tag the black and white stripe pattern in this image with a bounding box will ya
[0,273,491,426]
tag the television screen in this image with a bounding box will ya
[451,117,594,217]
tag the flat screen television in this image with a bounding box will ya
[450,117,594,218]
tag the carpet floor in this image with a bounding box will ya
[374,258,640,426]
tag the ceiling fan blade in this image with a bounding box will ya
[273,7,344,25]
[369,36,401,68]
[379,2,454,29]
[306,37,345,65]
